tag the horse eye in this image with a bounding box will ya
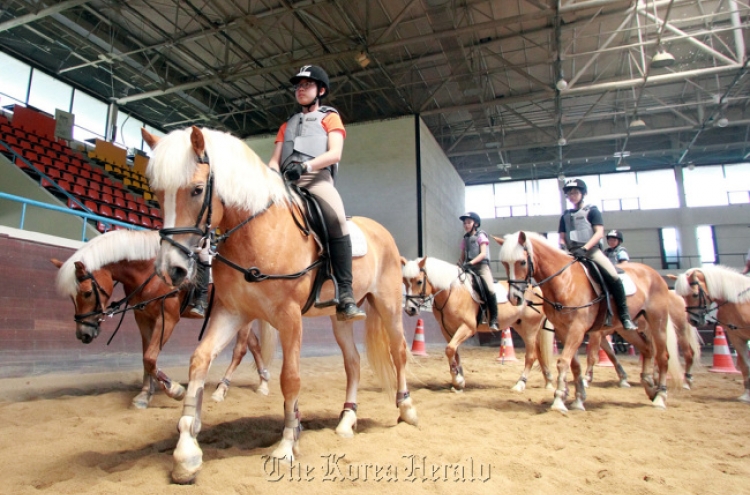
[520,261,527,267]
[83,290,93,298]
[192,185,204,197]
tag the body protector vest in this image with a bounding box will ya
[464,230,490,265]
[281,106,339,177]
[562,205,601,251]
[605,245,628,265]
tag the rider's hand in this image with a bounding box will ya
[571,246,588,259]
[283,161,307,181]
[462,262,474,271]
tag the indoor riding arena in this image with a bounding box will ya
[1,1,749,494]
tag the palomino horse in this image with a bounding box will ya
[672,265,750,403]
[143,126,417,483]
[52,229,275,408]
[401,256,554,392]
[584,290,702,390]
[495,232,682,412]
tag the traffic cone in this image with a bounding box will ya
[496,328,518,363]
[596,335,615,367]
[628,344,636,356]
[410,318,428,356]
[709,326,740,374]
[553,338,559,356]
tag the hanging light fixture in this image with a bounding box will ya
[651,50,676,69]
[355,51,371,68]
[629,115,646,129]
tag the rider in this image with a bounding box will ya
[558,179,637,331]
[604,229,630,265]
[459,212,499,331]
[267,65,366,321]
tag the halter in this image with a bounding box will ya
[403,268,436,313]
[685,276,750,331]
[73,271,112,329]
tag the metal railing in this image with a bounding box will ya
[0,191,145,242]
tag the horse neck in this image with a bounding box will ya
[105,259,162,302]
[529,239,583,298]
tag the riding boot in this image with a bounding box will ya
[486,292,499,331]
[608,278,637,331]
[188,261,210,318]
[329,235,366,321]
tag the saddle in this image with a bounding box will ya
[463,267,493,328]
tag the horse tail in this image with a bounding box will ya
[686,323,703,366]
[665,315,684,386]
[364,302,398,400]
[537,320,554,372]
[259,320,277,369]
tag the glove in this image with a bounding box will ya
[462,262,474,272]
[283,162,307,181]
[571,246,588,259]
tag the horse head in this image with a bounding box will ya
[401,257,434,316]
[52,258,114,343]
[671,269,711,327]
[143,126,225,288]
[495,232,533,307]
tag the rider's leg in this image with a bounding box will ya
[477,264,499,331]
[188,261,210,318]
[590,250,637,331]
[329,235,366,321]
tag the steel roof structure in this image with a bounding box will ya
[1,0,748,184]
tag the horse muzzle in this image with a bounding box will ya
[76,323,100,344]
[155,245,195,288]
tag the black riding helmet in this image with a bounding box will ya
[562,178,587,195]
[290,65,330,105]
[606,229,624,242]
[459,212,481,228]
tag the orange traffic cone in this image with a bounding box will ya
[410,318,428,356]
[709,326,740,374]
[496,328,518,363]
[628,344,636,356]
[596,335,615,367]
[553,338,559,356]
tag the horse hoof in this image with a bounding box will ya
[335,410,357,438]
[256,383,270,396]
[171,383,187,401]
[398,400,419,427]
[651,394,667,409]
[738,392,750,404]
[511,382,526,392]
[172,439,202,484]
[618,380,631,389]
[570,399,585,411]
[545,383,555,391]
[581,379,589,389]
[450,386,464,394]
[681,382,692,391]
[131,393,151,409]
[550,398,568,413]
[211,390,226,403]
[172,463,201,485]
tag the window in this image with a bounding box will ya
[600,172,638,211]
[696,225,718,265]
[464,184,495,218]
[28,70,72,116]
[637,169,679,209]
[72,91,108,142]
[659,227,680,269]
[724,163,750,205]
[683,166,727,207]
[0,52,31,105]
[489,179,561,218]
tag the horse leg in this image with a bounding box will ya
[173,310,247,484]
[551,345,576,413]
[247,325,271,396]
[536,325,555,390]
[601,333,630,388]
[569,354,587,411]
[212,323,252,402]
[132,371,158,410]
[445,323,474,392]
[368,297,418,426]
[582,333,599,389]
[131,315,157,409]
[726,333,750,403]
[140,312,185,402]
[269,315,303,463]
[331,318,359,438]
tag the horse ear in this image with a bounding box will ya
[518,231,527,245]
[73,261,87,277]
[50,258,63,269]
[141,128,160,150]
[190,126,206,158]
[665,274,678,280]
[400,256,407,267]
[492,235,504,246]
[418,257,427,269]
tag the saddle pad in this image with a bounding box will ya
[581,265,637,297]
[348,221,367,258]
[493,282,509,304]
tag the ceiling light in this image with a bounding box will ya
[651,51,676,69]
[555,78,568,91]
[616,164,631,171]
[499,174,512,181]
[629,118,646,129]
[716,117,729,128]
[557,137,567,146]
[355,51,371,68]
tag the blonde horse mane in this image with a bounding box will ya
[146,127,289,214]
[677,265,750,304]
[403,257,467,291]
[498,231,556,263]
[55,230,161,297]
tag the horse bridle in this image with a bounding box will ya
[403,268,436,313]
[73,271,112,329]
[685,274,750,331]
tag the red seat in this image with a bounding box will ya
[3,135,19,146]
[67,197,84,210]
[72,184,86,197]
[98,204,114,218]
[126,200,139,211]
[112,189,125,199]
[137,204,149,215]
[75,177,88,188]
[149,208,161,218]
[88,181,102,193]
[127,212,140,225]
[153,219,163,229]
[61,171,74,183]
[113,208,127,222]
[43,168,62,181]
[100,193,114,204]
[79,169,92,180]
[113,196,126,208]
[100,185,114,196]
[84,188,100,201]
[140,216,153,229]
[14,157,38,176]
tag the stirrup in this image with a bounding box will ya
[489,319,499,331]
[620,317,637,331]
